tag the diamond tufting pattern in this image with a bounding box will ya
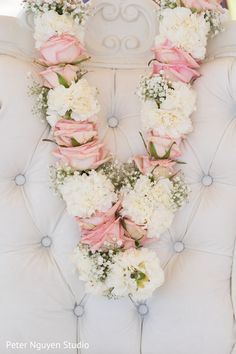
[0,8,236,354]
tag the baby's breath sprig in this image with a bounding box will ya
[152,0,180,10]
[29,81,49,122]
[49,163,75,196]
[137,73,174,108]
[22,0,93,24]
[99,161,141,191]
[171,173,190,210]
[204,10,225,37]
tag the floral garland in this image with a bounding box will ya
[23,0,226,301]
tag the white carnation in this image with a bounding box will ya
[72,246,108,295]
[107,248,165,301]
[141,81,195,138]
[141,100,193,139]
[34,10,84,48]
[122,175,174,238]
[159,7,210,60]
[47,79,100,126]
[147,207,174,238]
[69,80,100,121]
[162,81,196,118]
[59,170,118,217]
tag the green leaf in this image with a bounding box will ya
[162,142,175,160]
[176,160,187,165]
[42,138,57,145]
[73,56,91,65]
[64,110,72,119]
[71,137,81,147]
[56,73,70,88]
[149,142,159,159]
[148,58,157,67]
[139,132,149,154]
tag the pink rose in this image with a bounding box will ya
[152,61,200,83]
[181,0,223,11]
[77,202,150,251]
[134,155,176,176]
[40,64,78,88]
[122,219,158,247]
[147,133,182,160]
[39,34,86,65]
[121,219,150,248]
[153,39,200,68]
[77,201,121,231]
[53,119,98,147]
[80,217,124,252]
[78,202,126,251]
[53,139,110,170]
[152,38,200,83]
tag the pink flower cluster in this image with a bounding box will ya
[134,37,196,176]
[182,0,223,11]
[36,28,151,251]
[77,201,149,252]
[37,33,109,171]
[136,0,224,177]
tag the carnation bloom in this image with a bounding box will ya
[47,79,100,126]
[107,248,165,300]
[59,171,118,217]
[141,101,193,139]
[34,10,85,48]
[121,175,175,238]
[159,8,210,60]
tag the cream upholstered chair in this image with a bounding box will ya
[0,1,236,353]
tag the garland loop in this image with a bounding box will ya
[23,0,227,301]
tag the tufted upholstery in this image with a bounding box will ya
[1,2,236,353]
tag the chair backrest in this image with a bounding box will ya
[0,3,236,354]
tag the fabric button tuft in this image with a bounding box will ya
[74,304,85,318]
[137,303,149,316]
[201,175,213,186]
[41,236,52,248]
[174,241,185,253]
[14,174,26,186]
[108,116,119,128]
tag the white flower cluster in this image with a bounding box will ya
[23,0,92,23]
[171,173,190,210]
[141,80,196,138]
[34,10,85,48]
[49,162,74,196]
[29,82,49,120]
[137,75,174,108]
[159,7,210,60]
[73,245,165,300]
[107,248,165,301]
[59,170,118,217]
[122,175,176,238]
[47,78,100,126]
[72,245,116,295]
[204,10,228,38]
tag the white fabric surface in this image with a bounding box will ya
[0,2,236,353]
